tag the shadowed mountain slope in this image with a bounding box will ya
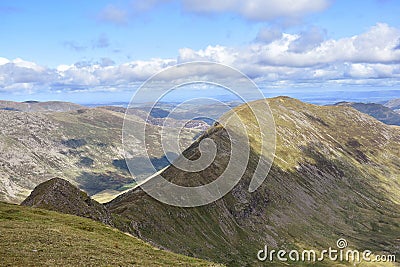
[108,97,400,266]
[335,101,400,126]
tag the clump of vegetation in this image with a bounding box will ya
[61,138,87,149]
[79,156,94,166]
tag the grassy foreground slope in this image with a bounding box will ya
[0,202,221,267]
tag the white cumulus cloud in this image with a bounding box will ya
[175,23,400,85]
[1,23,400,94]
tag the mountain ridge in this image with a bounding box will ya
[107,96,400,266]
[334,101,400,126]
[2,96,399,266]
[0,100,84,112]
[384,98,400,110]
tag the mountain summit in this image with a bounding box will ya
[108,97,400,266]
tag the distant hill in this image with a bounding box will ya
[98,105,210,130]
[0,202,219,266]
[108,97,400,266]
[0,100,84,112]
[334,101,400,126]
[0,107,201,203]
[384,98,400,110]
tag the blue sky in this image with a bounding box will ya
[0,0,400,103]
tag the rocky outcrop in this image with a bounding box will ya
[21,177,113,225]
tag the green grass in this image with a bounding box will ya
[0,202,222,267]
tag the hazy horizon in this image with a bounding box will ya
[2,88,399,106]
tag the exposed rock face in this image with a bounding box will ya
[21,177,113,225]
